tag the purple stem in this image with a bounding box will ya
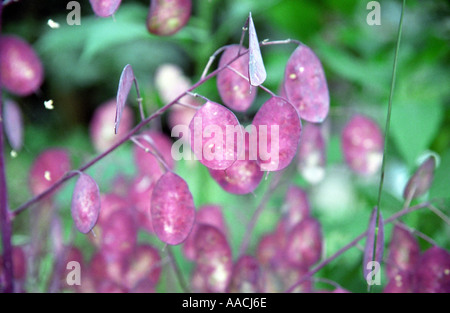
[11,50,250,218]
[285,201,431,293]
[0,1,14,293]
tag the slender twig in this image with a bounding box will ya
[395,222,438,247]
[0,1,14,293]
[285,201,430,293]
[200,45,232,80]
[369,0,406,293]
[261,38,302,47]
[11,50,249,218]
[133,78,145,122]
[427,203,450,226]
[167,246,190,293]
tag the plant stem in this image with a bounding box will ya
[0,1,14,293]
[285,201,430,293]
[167,246,190,293]
[11,50,248,218]
[370,0,406,292]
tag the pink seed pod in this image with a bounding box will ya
[383,271,414,293]
[248,12,266,86]
[297,122,327,184]
[147,0,192,36]
[403,156,436,200]
[115,64,135,134]
[29,148,71,197]
[183,204,227,261]
[413,246,450,293]
[124,244,161,289]
[386,224,420,279]
[101,209,138,259]
[341,114,384,176]
[151,172,195,245]
[89,0,121,17]
[283,44,329,123]
[71,173,101,234]
[217,45,257,112]
[3,99,24,151]
[0,35,44,96]
[12,246,27,281]
[90,99,133,153]
[193,224,233,293]
[284,217,322,268]
[129,175,155,234]
[189,101,243,170]
[252,96,302,171]
[283,185,311,231]
[277,263,312,293]
[228,255,262,293]
[133,130,174,182]
[209,133,263,195]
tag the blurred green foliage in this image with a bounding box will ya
[2,0,449,293]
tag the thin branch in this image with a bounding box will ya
[427,203,450,226]
[11,46,248,218]
[133,78,145,122]
[285,201,431,293]
[261,38,302,47]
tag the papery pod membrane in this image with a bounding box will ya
[189,101,243,170]
[183,205,227,261]
[252,96,301,171]
[151,172,195,245]
[283,185,311,231]
[283,44,329,122]
[297,122,327,184]
[147,0,192,36]
[3,99,24,151]
[403,156,436,200]
[413,247,450,293]
[89,0,121,17]
[124,244,161,289]
[209,133,263,194]
[248,12,266,86]
[284,217,322,268]
[71,173,101,234]
[115,64,135,134]
[0,35,44,96]
[90,99,133,153]
[228,255,261,293]
[29,149,71,196]
[386,224,420,279]
[341,114,384,175]
[194,224,232,293]
[217,44,256,112]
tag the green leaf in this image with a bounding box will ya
[430,149,450,199]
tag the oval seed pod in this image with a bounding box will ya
[124,244,161,289]
[151,172,195,245]
[129,175,155,234]
[284,217,322,267]
[228,255,261,293]
[217,45,257,112]
[3,99,24,151]
[90,99,133,153]
[147,0,192,36]
[29,149,71,197]
[89,0,121,17]
[189,101,243,170]
[194,224,233,293]
[283,44,329,123]
[283,185,310,231]
[209,134,263,194]
[413,247,450,293]
[115,64,135,134]
[297,122,327,184]
[386,224,420,279]
[252,96,302,171]
[341,114,384,176]
[403,156,436,200]
[248,12,266,86]
[101,209,138,259]
[183,204,227,261]
[0,35,44,96]
[71,173,101,234]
